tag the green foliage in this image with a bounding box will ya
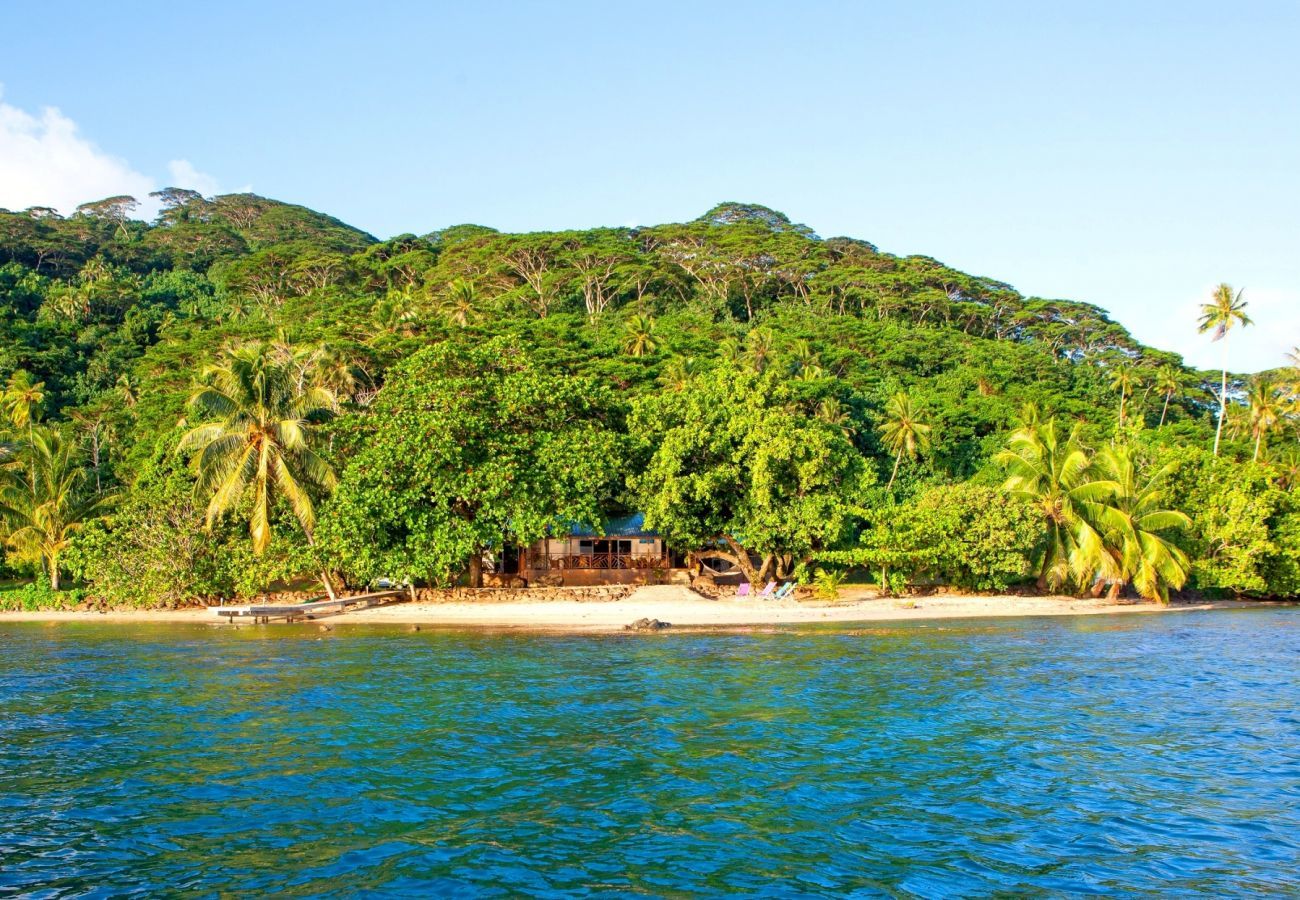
[0,579,85,611]
[66,437,237,607]
[0,427,111,590]
[813,568,845,600]
[177,342,338,554]
[828,484,1043,592]
[996,416,1192,601]
[630,365,874,583]
[1158,446,1297,597]
[318,340,623,587]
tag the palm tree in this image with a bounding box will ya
[659,356,699,392]
[1197,283,1252,455]
[1093,446,1191,603]
[312,346,368,407]
[1273,446,1300,491]
[4,370,46,483]
[623,314,657,357]
[372,290,419,337]
[1154,366,1181,427]
[716,337,743,367]
[0,428,110,590]
[1015,401,1044,431]
[440,278,479,328]
[1109,363,1138,427]
[880,391,933,490]
[787,339,817,375]
[177,344,338,581]
[1286,347,1300,397]
[3,370,45,434]
[743,328,776,374]
[116,373,139,408]
[815,397,851,434]
[996,418,1117,591]
[1246,376,1284,462]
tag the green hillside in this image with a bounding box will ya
[0,191,1295,606]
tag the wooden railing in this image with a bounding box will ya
[547,554,671,571]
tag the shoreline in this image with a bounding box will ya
[0,586,1284,632]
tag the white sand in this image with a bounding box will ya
[0,585,1263,631]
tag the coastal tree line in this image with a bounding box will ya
[0,192,1297,607]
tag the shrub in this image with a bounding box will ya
[0,580,85,611]
[1156,446,1298,597]
[65,440,238,607]
[813,568,845,600]
[826,484,1044,592]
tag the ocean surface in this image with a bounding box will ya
[1,609,1297,896]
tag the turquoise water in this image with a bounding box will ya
[1,610,1298,896]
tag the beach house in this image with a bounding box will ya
[502,513,688,586]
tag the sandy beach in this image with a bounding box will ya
[0,586,1270,631]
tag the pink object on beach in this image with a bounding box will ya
[736,583,751,596]
[757,581,777,597]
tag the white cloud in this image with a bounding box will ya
[0,88,225,218]
[0,90,154,215]
[166,158,220,197]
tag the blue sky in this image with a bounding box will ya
[2,0,1297,372]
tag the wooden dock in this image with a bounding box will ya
[212,590,407,624]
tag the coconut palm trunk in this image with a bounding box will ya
[1214,339,1228,456]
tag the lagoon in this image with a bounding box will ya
[1,610,1297,896]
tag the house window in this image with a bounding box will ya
[577,539,632,557]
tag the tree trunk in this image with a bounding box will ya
[1160,392,1171,427]
[1106,581,1122,602]
[887,450,902,491]
[48,556,59,591]
[469,551,483,588]
[1254,430,1262,462]
[721,535,760,586]
[1214,342,1228,456]
[319,570,337,601]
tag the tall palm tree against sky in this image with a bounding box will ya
[1197,283,1252,456]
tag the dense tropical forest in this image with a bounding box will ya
[0,190,1296,608]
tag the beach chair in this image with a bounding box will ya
[768,582,795,601]
[755,581,777,599]
[736,582,751,597]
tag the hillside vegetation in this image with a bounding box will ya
[0,190,1296,607]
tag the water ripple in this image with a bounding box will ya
[0,609,1297,896]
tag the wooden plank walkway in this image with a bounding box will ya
[212,590,407,624]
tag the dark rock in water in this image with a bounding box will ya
[318,624,332,633]
[626,617,671,632]
[407,625,422,632]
